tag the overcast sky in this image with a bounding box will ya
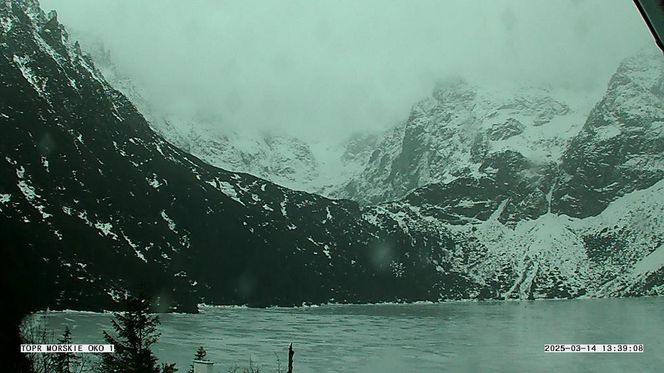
[43,0,654,141]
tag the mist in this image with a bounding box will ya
[42,0,654,142]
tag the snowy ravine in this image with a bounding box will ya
[1,0,663,318]
[470,176,664,299]
[82,44,371,195]
[362,178,664,300]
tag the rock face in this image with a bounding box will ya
[338,51,664,222]
[1,0,663,317]
[331,81,587,230]
[554,52,664,218]
[336,78,589,207]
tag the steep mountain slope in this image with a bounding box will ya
[553,51,664,217]
[0,0,467,314]
[155,121,321,191]
[82,49,368,195]
[362,177,664,301]
[580,178,664,297]
[467,175,664,298]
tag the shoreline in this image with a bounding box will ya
[33,295,662,315]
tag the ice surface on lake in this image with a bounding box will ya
[43,298,664,373]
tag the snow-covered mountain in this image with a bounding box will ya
[356,49,664,299]
[334,78,600,205]
[81,48,369,194]
[2,0,662,325]
[154,122,320,191]
[361,176,664,300]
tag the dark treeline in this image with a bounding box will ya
[18,294,295,373]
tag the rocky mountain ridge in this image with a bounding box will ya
[335,79,598,205]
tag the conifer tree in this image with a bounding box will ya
[194,346,207,361]
[101,295,162,373]
[52,326,78,373]
[187,346,207,373]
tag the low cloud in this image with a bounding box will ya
[43,0,653,141]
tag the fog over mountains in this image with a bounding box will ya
[43,0,650,141]
[43,0,655,198]
[1,0,663,322]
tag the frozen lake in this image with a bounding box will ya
[43,297,664,372]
